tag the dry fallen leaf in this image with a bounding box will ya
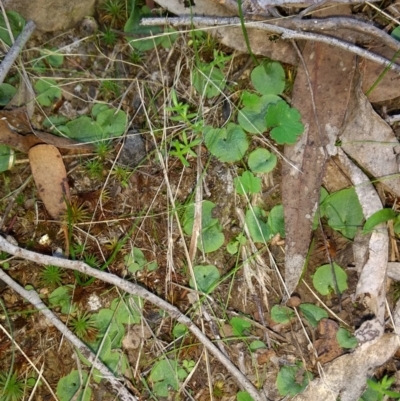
[282,27,356,297]
[29,144,70,219]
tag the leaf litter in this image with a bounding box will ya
[1,1,400,400]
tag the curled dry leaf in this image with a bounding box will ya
[313,318,344,364]
[29,144,70,219]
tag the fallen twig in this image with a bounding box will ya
[0,235,267,401]
[0,267,137,401]
[140,17,400,74]
[0,20,36,84]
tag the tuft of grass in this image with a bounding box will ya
[100,27,118,47]
[99,0,127,29]
[39,265,66,288]
[0,371,33,401]
[68,310,98,341]
[85,159,103,180]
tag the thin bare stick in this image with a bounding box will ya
[0,20,36,84]
[0,267,137,401]
[140,17,400,74]
[0,235,267,401]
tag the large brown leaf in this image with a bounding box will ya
[29,144,70,219]
[282,38,356,296]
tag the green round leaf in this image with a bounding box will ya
[0,83,17,106]
[238,94,280,134]
[34,78,61,106]
[234,171,261,195]
[0,11,25,46]
[299,303,328,328]
[237,391,254,401]
[271,305,295,324]
[66,116,104,143]
[336,328,358,349]
[229,317,252,336]
[57,370,91,401]
[173,323,188,338]
[149,359,179,397]
[268,204,285,238]
[245,206,271,243]
[265,100,304,144]
[320,188,364,239]
[204,123,248,162]
[96,108,127,137]
[249,340,267,352]
[251,61,285,95]
[248,148,277,173]
[313,263,348,296]
[276,365,313,397]
[190,265,220,293]
[192,64,226,98]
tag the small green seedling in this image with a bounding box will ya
[204,123,249,163]
[189,264,220,293]
[248,148,277,173]
[251,61,286,96]
[183,200,225,253]
[276,363,313,397]
[48,285,73,314]
[192,50,231,98]
[319,187,364,239]
[0,11,25,46]
[229,317,252,336]
[360,375,400,401]
[271,305,295,324]
[245,204,285,243]
[336,327,358,349]
[298,303,328,328]
[249,340,267,352]
[57,370,91,401]
[313,263,348,296]
[172,323,188,338]
[51,104,128,144]
[227,232,246,255]
[170,131,202,167]
[234,171,261,195]
[265,100,304,145]
[39,265,66,288]
[68,310,97,341]
[237,391,255,401]
[0,371,35,401]
[149,359,180,397]
[0,83,17,106]
[34,78,62,107]
[237,60,304,145]
[124,247,158,274]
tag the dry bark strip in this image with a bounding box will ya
[282,29,356,296]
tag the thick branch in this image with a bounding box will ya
[140,17,400,74]
[0,235,267,401]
